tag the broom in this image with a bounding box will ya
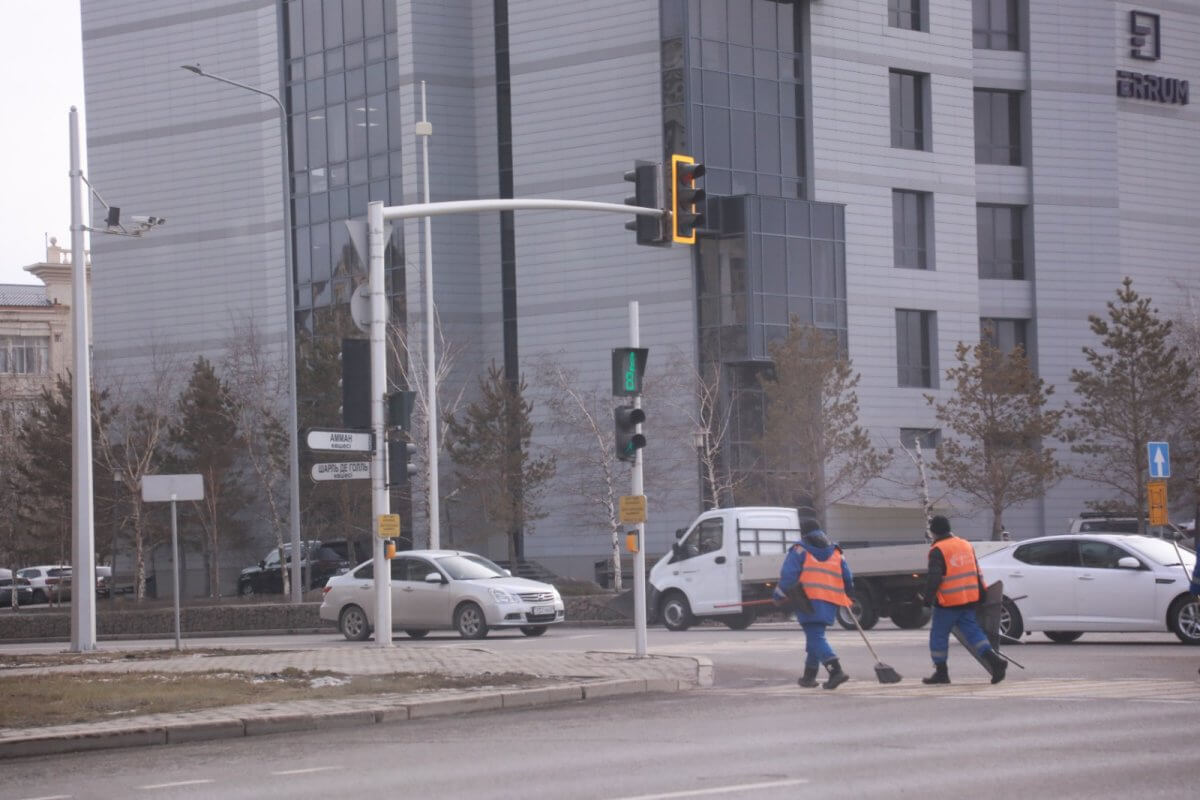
[846,606,903,683]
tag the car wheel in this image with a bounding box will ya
[836,590,878,631]
[520,625,548,637]
[722,609,755,630]
[238,582,255,597]
[660,592,694,632]
[338,605,371,642]
[1044,631,1083,644]
[1169,595,1200,645]
[454,602,490,639]
[404,629,429,639]
[999,597,1024,643]
[890,604,931,630]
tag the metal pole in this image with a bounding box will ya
[369,200,392,645]
[170,497,181,651]
[630,301,647,658]
[417,82,441,549]
[69,106,96,652]
[178,66,303,604]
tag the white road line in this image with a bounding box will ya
[138,780,215,790]
[604,778,810,800]
[19,795,73,800]
[271,766,337,776]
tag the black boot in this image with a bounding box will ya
[822,659,848,690]
[984,649,1008,684]
[798,665,820,688]
[922,663,950,684]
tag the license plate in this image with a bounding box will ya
[532,605,554,616]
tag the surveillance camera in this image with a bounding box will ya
[131,215,166,227]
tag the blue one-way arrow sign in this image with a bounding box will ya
[1148,441,1170,479]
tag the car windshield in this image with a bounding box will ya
[1126,537,1197,568]
[435,554,507,581]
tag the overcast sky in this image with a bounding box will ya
[0,1,86,285]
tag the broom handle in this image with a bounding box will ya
[848,605,883,662]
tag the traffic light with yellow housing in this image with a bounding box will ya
[671,154,705,244]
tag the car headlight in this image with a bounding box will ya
[489,588,519,604]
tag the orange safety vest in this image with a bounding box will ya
[932,536,983,607]
[799,549,851,607]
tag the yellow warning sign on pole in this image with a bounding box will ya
[619,495,647,524]
[1148,480,1168,526]
[377,514,401,538]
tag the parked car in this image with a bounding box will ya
[0,576,33,606]
[1068,512,1192,543]
[978,534,1199,644]
[96,565,113,598]
[320,549,565,641]
[17,565,72,604]
[238,540,356,596]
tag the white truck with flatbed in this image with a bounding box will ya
[647,506,1008,631]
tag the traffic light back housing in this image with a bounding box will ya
[671,154,705,244]
[624,161,666,246]
[341,338,370,429]
[614,404,647,463]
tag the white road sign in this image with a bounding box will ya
[306,429,373,452]
[311,461,371,481]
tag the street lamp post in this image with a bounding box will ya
[180,64,304,603]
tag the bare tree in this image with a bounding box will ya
[95,351,181,601]
[388,310,466,549]
[755,323,892,519]
[221,319,291,594]
[928,338,1066,540]
[1168,282,1200,526]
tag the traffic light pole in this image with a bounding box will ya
[369,200,392,647]
[629,301,648,658]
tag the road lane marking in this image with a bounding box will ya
[271,767,337,776]
[604,778,810,799]
[19,795,73,800]
[138,780,215,790]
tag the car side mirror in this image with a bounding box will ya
[675,527,686,540]
[672,541,682,556]
[259,560,266,569]
[424,572,444,584]
[1117,556,1140,569]
[503,569,512,577]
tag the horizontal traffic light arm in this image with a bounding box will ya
[380,197,665,222]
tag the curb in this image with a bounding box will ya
[0,676,697,760]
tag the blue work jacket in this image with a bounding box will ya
[776,540,854,626]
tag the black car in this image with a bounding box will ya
[0,577,33,606]
[237,540,356,596]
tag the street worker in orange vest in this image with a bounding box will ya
[922,515,1007,685]
[773,518,854,690]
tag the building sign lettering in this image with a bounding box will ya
[1117,11,1188,106]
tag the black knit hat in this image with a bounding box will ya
[929,515,951,537]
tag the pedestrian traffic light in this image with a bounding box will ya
[614,404,646,463]
[670,153,705,244]
[340,338,370,429]
[624,160,666,246]
[611,347,649,397]
[387,436,418,488]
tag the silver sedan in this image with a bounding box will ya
[320,549,565,641]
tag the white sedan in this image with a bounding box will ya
[979,534,1199,644]
[320,549,565,641]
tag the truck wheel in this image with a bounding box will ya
[722,609,755,630]
[661,592,694,632]
[890,604,930,630]
[836,590,878,630]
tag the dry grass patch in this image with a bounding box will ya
[0,648,290,670]
[0,669,544,729]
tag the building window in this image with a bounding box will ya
[981,318,1029,354]
[900,427,940,451]
[893,190,931,269]
[889,0,923,32]
[973,0,1019,51]
[890,70,927,150]
[974,89,1022,165]
[977,204,1025,279]
[0,336,50,374]
[896,310,937,388]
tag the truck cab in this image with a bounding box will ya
[648,507,799,631]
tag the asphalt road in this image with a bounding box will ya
[2,623,1197,799]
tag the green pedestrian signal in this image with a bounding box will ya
[611,348,648,397]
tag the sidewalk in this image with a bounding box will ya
[0,645,713,759]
